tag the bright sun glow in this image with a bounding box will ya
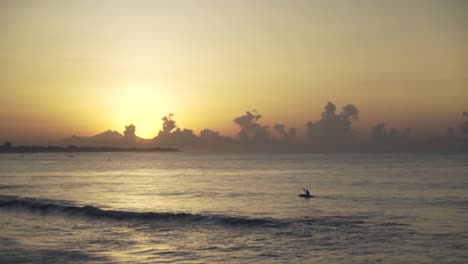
[111,84,173,139]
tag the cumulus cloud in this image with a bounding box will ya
[123,123,136,139]
[172,128,199,146]
[159,114,177,135]
[306,102,359,145]
[447,127,457,140]
[273,124,296,143]
[154,114,199,147]
[200,129,224,145]
[233,110,270,144]
[233,111,260,141]
[461,111,468,136]
[371,123,410,143]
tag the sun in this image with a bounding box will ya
[111,84,174,139]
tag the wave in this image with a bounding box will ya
[0,195,278,227]
[0,196,373,229]
[0,184,28,190]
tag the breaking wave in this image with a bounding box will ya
[0,196,370,229]
[0,195,279,227]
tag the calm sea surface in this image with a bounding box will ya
[1,152,467,263]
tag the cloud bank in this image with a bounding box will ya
[55,102,468,152]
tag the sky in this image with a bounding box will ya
[1,0,467,144]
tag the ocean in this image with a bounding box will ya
[1,152,467,263]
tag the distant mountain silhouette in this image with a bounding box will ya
[94,130,124,140]
[63,129,151,148]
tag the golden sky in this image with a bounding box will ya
[1,0,467,143]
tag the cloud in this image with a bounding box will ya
[233,110,270,144]
[371,123,410,143]
[233,111,260,141]
[123,123,136,139]
[154,114,199,147]
[461,111,468,136]
[159,114,177,135]
[305,102,359,145]
[172,128,199,146]
[273,124,296,143]
[447,127,457,140]
[58,104,468,152]
[446,111,468,140]
[200,129,225,145]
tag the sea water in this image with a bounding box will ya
[0,152,467,263]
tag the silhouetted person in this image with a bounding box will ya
[303,188,311,197]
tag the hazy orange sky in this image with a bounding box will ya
[1,0,467,144]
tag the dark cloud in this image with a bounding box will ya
[154,114,199,147]
[273,124,296,143]
[172,128,199,146]
[233,111,270,144]
[159,114,177,135]
[200,129,224,145]
[306,102,359,145]
[233,111,260,141]
[371,123,410,143]
[447,127,457,140]
[123,123,136,139]
[445,111,468,140]
[461,111,468,136]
